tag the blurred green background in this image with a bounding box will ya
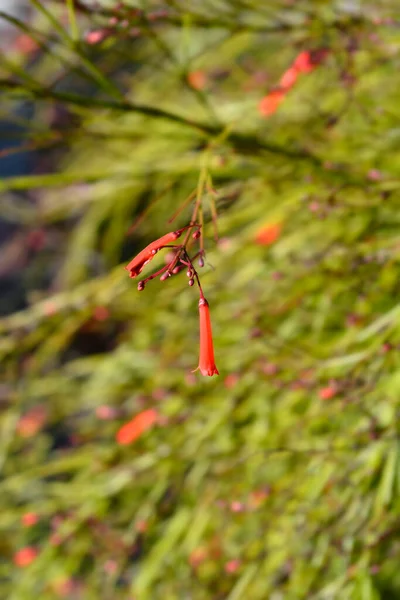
[1,1,400,598]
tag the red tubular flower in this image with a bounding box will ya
[125,226,189,278]
[254,222,282,246]
[259,48,329,119]
[258,89,286,117]
[293,49,329,74]
[116,408,158,445]
[293,50,314,73]
[279,66,299,90]
[197,297,219,377]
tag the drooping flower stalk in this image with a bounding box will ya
[125,218,218,376]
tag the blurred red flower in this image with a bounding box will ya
[85,29,110,45]
[13,34,39,55]
[258,89,286,116]
[293,50,315,73]
[255,222,282,246]
[225,559,241,574]
[279,66,299,90]
[189,547,208,568]
[16,405,48,438]
[93,306,110,321]
[318,385,337,400]
[116,409,158,445]
[21,512,39,527]
[187,70,207,90]
[14,546,38,567]
[259,48,328,117]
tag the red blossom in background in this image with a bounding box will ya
[197,297,219,377]
[13,546,38,567]
[85,29,112,45]
[116,408,158,445]
[255,222,282,246]
[225,559,241,574]
[318,384,338,400]
[12,34,39,55]
[292,50,315,74]
[21,512,39,527]
[294,49,329,73]
[96,405,119,420]
[187,70,207,90]
[189,547,208,568]
[259,48,329,117]
[93,306,110,322]
[278,66,298,89]
[16,405,48,438]
[258,89,286,117]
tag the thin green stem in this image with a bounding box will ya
[66,0,80,42]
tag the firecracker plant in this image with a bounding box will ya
[125,218,219,376]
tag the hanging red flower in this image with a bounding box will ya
[197,297,219,377]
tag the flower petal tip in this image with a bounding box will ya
[199,366,219,377]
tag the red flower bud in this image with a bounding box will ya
[125,226,189,278]
[197,298,219,377]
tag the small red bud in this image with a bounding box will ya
[137,281,145,291]
[172,266,180,275]
[160,272,170,281]
[186,270,192,277]
[85,29,110,45]
[188,278,194,286]
[192,230,201,240]
[198,257,204,268]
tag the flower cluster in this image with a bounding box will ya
[125,224,219,377]
[259,49,329,117]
